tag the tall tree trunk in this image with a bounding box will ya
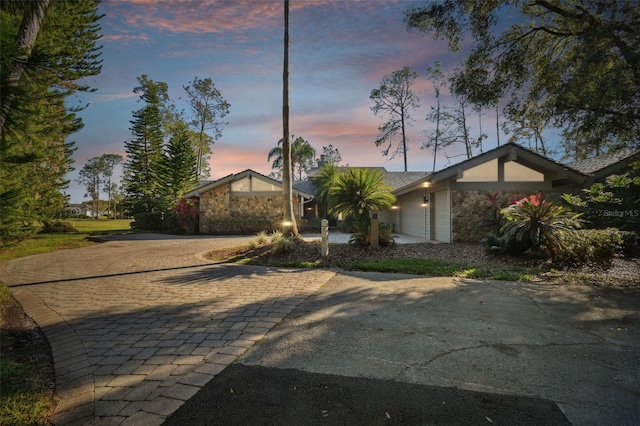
[0,0,50,137]
[495,104,500,146]
[432,87,440,172]
[401,114,407,171]
[282,0,299,236]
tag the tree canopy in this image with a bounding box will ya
[370,66,420,171]
[183,76,230,179]
[0,0,103,240]
[268,136,316,181]
[406,0,640,159]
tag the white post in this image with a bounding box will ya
[321,219,329,257]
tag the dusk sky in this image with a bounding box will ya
[67,0,548,203]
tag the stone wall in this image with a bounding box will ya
[199,185,230,233]
[230,195,284,219]
[198,182,302,233]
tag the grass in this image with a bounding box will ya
[215,242,540,282]
[0,234,93,263]
[0,357,56,425]
[335,258,537,281]
[0,282,10,304]
[70,218,134,234]
[1,280,56,425]
[0,219,143,263]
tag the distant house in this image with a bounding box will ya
[184,169,314,234]
[64,203,93,217]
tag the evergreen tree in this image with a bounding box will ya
[123,75,169,214]
[0,0,102,241]
[163,123,198,201]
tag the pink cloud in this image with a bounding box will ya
[101,33,151,44]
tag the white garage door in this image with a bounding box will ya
[434,189,451,243]
[401,194,428,239]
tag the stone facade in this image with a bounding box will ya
[230,195,284,219]
[198,182,302,234]
[200,184,230,221]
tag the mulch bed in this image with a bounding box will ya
[206,239,640,288]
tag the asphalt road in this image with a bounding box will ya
[166,271,640,425]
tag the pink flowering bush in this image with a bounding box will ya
[498,193,583,258]
[172,198,199,234]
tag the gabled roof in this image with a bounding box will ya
[432,142,586,185]
[293,180,316,195]
[297,168,431,198]
[567,147,640,176]
[185,169,313,199]
[384,171,431,191]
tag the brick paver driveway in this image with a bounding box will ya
[1,234,336,426]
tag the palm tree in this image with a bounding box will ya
[268,136,316,180]
[329,168,396,233]
[311,163,341,218]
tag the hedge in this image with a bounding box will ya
[203,218,307,235]
[133,212,181,233]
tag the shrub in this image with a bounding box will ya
[349,222,395,247]
[201,218,307,235]
[40,220,66,233]
[500,193,583,258]
[555,228,628,267]
[270,230,294,254]
[133,212,179,232]
[619,230,638,255]
[248,231,269,250]
[40,220,62,233]
[172,198,198,234]
[256,231,269,245]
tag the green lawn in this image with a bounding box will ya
[69,218,134,234]
[335,258,537,282]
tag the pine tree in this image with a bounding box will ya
[0,0,102,241]
[123,75,169,214]
[163,123,198,201]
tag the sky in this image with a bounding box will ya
[66,0,529,203]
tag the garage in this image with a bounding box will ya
[433,189,451,243]
[400,193,429,239]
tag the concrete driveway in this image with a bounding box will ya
[235,271,640,425]
[2,234,639,425]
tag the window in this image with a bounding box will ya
[231,177,250,192]
[230,175,280,192]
